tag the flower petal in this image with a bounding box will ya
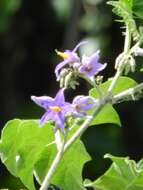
[54,88,65,105]
[31,96,54,110]
[73,41,88,52]
[87,50,100,65]
[40,110,53,126]
[55,112,66,130]
[72,95,96,118]
[55,59,70,79]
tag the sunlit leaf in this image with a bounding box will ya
[88,154,143,190]
[0,119,54,190]
[89,104,121,127]
[0,119,91,190]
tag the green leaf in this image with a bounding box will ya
[34,140,91,190]
[89,154,143,190]
[0,119,91,190]
[89,104,121,126]
[0,119,55,190]
[89,77,137,127]
[107,0,139,41]
[90,76,137,98]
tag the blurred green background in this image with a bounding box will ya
[0,0,143,189]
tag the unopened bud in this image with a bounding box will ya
[96,75,103,85]
[65,72,73,88]
[124,56,136,75]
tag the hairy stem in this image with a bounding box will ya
[40,134,66,190]
[113,82,143,103]
[124,26,131,53]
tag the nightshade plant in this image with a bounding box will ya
[1,0,143,190]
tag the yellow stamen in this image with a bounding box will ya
[50,106,61,113]
[55,49,69,59]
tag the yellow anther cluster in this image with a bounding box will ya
[55,50,69,59]
[50,106,61,113]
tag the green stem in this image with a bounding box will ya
[54,129,62,151]
[124,25,131,53]
[40,133,67,190]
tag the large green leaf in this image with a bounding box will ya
[89,104,121,126]
[88,154,143,190]
[0,119,91,190]
[0,119,54,190]
[89,77,137,127]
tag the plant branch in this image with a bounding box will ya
[124,25,131,53]
[40,133,67,190]
[112,82,143,103]
[54,129,62,151]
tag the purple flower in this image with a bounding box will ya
[72,96,97,117]
[55,41,87,79]
[79,50,107,80]
[31,88,72,130]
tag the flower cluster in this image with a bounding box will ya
[31,42,106,130]
[31,88,96,130]
[55,41,107,84]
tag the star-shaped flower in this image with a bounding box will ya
[31,88,72,130]
[79,50,107,80]
[55,41,87,80]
